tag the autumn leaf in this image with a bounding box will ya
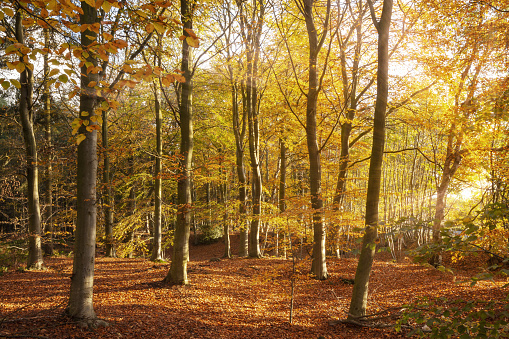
[59,74,68,83]
[186,36,199,48]
[76,134,86,145]
[48,69,59,77]
[10,79,20,89]
[102,0,112,13]
[145,23,154,34]
[2,7,14,17]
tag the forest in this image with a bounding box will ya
[0,0,508,337]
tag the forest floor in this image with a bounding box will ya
[1,234,508,339]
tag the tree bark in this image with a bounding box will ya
[301,0,330,280]
[16,9,43,270]
[67,0,100,321]
[164,0,193,285]
[348,0,392,318]
[151,79,163,261]
[102,108,115,257]
[43,27,53,256]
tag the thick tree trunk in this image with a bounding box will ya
[67,0,100,322]
[151,82,163,261]
[349,0,392,318]
[302,0,330,280]
[16,10,43,270]
[165,0,193,285]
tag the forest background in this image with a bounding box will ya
[0,0,508,337]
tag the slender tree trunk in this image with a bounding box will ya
[164,0,193,285]
[16,10,43,270]
[278,139,287,259]
[222,171,231,258]
[43,27,53,256]
[102,108,115,257]
[348,0,392,318]
[302,0,330,280]
[235,82,249,257]
[67,0,102,323]
[151,80,163,261]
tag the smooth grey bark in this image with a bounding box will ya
[223,4,249,256]
[16,10,43,270]
[236,0,265,258]
[348,0,392,318]
[331,5,368,257]
[67,0,101,322]
[43,27,53,256]
[235,80,249,257]
[151,79,163,261]
[278,139,287,258]
[164,0,193,285]
[299,0,331,280]
[102,108,115,257]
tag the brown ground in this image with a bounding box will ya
[1,235,507,339]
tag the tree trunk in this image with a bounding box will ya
[301,0,330,280]
[348,0,392,318]
[164,0,193,285]
[43,27,53,256]
[102,108,115,257]
[278,139,287,258]
[235,81,249,257]
[151,80,163,261]
[16,10,43,270]
[67,0,101,322]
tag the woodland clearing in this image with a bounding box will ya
[1,235,507,339]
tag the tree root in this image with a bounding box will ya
[74,318,109,330]
[329,307,413,330]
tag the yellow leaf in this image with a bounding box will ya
[16,62,25,73]
[86,125,94,132]
[102,32,113,41]
[49,68,59,77]
[1,81,9,90]
[102,1,112,13]
[6,62,16,70]
[154,22,166,35]
[88,81,97,87]
[83,0,96,8]
[81,111,90,117]
[186,36,199,48]
[3,7,14,17]
[10,79,20,89]
[83,119,89,126]
[76,134,86,145]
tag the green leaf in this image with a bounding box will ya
[59,74,68,83]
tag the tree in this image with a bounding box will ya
[15,8,43,270]
[164,0,195,285]
[348,0,392,317]
[66,0,103,325]
[297,0,332,280]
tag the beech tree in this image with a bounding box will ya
[297,0,331,280]
[349,0,392,317]
[66,0,102,324]
[14,8,43,270]
[164,0,195,285]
